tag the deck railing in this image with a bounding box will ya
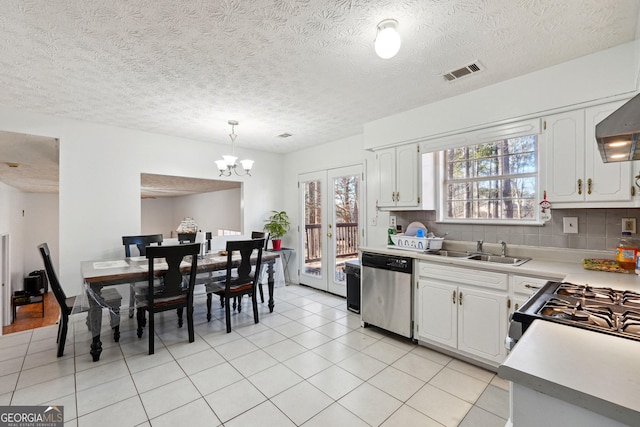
[305,222,358,262]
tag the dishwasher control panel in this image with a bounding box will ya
[362,252,413,273]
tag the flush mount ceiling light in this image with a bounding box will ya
[374,19,401,59]
[215,120,254,177]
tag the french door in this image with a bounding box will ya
[298,165,363,296]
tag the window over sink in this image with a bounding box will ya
[439,134,539,223]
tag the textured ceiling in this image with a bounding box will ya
[0,0,638,193]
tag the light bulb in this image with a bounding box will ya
[375,20,401,59]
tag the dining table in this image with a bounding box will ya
[80,250,280,361]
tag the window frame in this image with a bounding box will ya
[436,134,542,225]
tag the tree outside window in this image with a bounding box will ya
[444,135,537,221]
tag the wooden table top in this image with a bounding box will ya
[81,251,280,285]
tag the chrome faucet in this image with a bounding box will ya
[499,240,507,257]
[476,240,484,253]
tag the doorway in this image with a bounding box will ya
[298,165,363,296]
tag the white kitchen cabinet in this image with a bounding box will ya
[543,101,633,206]
[375,144,420,208]
[416,262,508,365]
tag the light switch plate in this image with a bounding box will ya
[563,217,578,234]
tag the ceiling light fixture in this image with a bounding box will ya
[374,19,401,59]
[215,120,254,177]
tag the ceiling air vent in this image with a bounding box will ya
[443,62,483,82]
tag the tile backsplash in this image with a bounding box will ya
[393,208,640,252]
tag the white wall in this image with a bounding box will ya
[141,197,174,237]
[23,193,59,276]
[0,182,27,292]
[172,189,242,234]
[141,188,242,237]
[0,109,284,296]
[364,41,640,150]
[0,182,26,326]
[282,134,372,283]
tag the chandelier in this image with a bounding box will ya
[215,120,254,176]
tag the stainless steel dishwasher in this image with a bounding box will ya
[361,252,413,338]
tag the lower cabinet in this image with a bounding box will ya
[416,262,508,365]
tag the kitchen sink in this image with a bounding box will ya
[426,249,532,266]
[428,250,470,258]
[467,254,532,266]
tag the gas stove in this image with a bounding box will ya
[507,281,640,349]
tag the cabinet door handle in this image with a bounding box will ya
[459,291,463,305]
[515,303,520,311]
[452,290,456,304]
[524,284,541,290]
[395,191,400,201]
[587,178,592,195]
[577,179,582,195]
[632,186,635,197]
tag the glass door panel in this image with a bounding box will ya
[299,171,326,291]
[299,166,362,295]
[328,166,361,296]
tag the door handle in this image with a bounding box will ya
[459,291,463,305]
[327,232,332,238]
[524,284,540,290]
[587,178,592,195]
[452,290,456,304]
[577,179,582,195]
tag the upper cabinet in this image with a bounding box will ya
[543,101,635,207]
[375,144,421,208]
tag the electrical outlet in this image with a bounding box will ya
[563,217,578,234]
[389,216,397,227]
[622,217,637,233]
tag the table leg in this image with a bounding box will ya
[88,286,103,362]
[267,261,275,313]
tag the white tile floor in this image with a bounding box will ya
[0,284,509,426]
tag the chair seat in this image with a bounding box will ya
[206,280,253,295]
[132,281,165,296]
[134,294,187,309]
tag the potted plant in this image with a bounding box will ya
[264,210,290,250]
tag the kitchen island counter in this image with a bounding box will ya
[497,320,640,426]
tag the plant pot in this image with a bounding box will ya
[271,239,282,251]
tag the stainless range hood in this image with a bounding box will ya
[595,93,640,162]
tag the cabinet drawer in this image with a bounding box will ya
[512,275,551,295]
[419,262,508,291]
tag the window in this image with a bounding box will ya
[442,135,538,222]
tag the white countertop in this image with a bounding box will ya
[359,243,640,291]
[498,320,640,426]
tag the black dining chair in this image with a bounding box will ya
[205,239,264,333]
[251,231,269,303]
[178,233,196,244]
[122,234,163,317]
[38,243,122,357]
[135,243,200,354]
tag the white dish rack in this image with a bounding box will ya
[388,234,444,252]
